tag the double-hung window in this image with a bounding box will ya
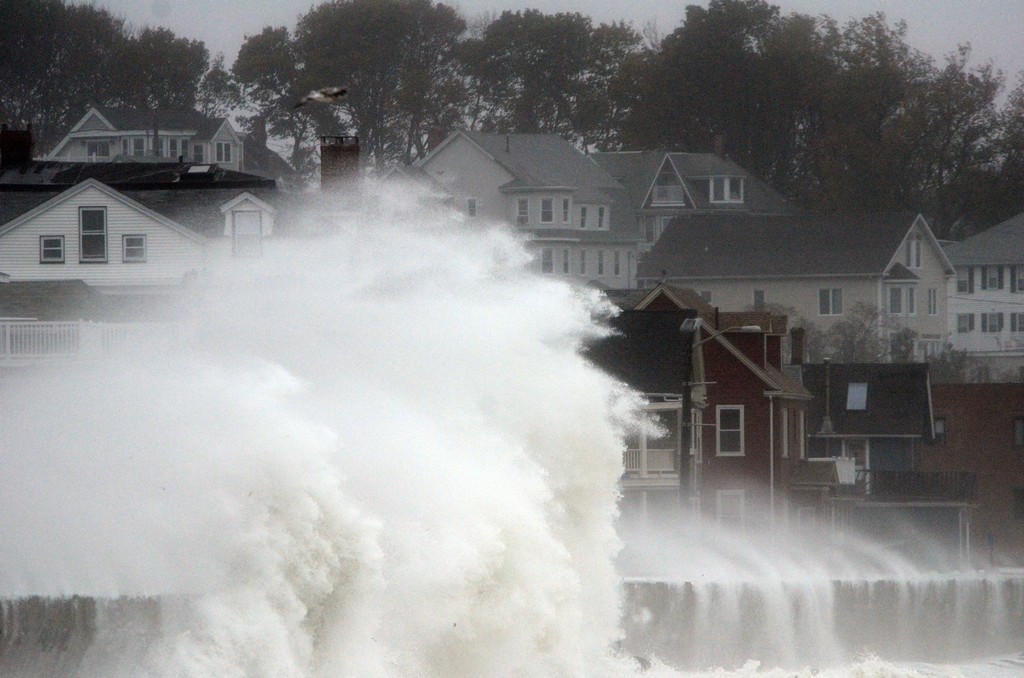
[562,198,570,223]
[907,287,916,315]
[981,312,1003,333]
[40,236,65,263]
[597,250,605,275]
[540,248,553,273]
[981,266,1004,290]
[122,235,146,262]
[716,405,744,456]
[579,206,588,228]
[516,199,528,224]
[889,287,903,314]
[928,288,938,315]
[579,249,586,275]
[819,288,842,315]
[562,249,570,274]
[957,314,975,333]
[215,141,232,163]
[540,198,553,223]
[79,207,107,262]
[86,141,109,159]
[957,267,974,294]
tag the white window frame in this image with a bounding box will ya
[928,288,937,315]
[957,314,974,333]
[216,141,232,163]
[540,198,553,223]
[79,207,107,262]
[232,210,263,258]
[517,198,528,224]
[981,312,1003,333]
[122,234,146,263]
[716,405,744,457]
[541,247,553,274]
[710,177,744,204]
[1011,312,1024,334]
[39,235,65,263]
[889,287,903,315]
[819,288,842,316]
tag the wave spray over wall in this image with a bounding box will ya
[0,193,641,677]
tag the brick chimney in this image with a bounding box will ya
[0,124,34,168]
[320,135,360,191]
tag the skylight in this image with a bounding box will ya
[846,382,867,410]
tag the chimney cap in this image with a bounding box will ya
[320,135,358,147]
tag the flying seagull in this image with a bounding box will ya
[294,86,347,109]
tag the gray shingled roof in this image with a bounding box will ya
[459,132,621,204]
[0,160,275,188]
[801,362,932,437]
[639,212,919,279]
[94,107,226,141]
[943,211,1024,265]
[591,151,800,215]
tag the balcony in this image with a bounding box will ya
[0,321,181,365]
[836,469,977,503]
[623,446,679,479]
[651,185,687,205]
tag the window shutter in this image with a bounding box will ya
[998,266,1005,290]
[968,267,975,293]
[1012,266,1019,293]
[980,266,988,290]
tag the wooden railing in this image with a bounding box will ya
[0,321,180,364]
[837,469,977,502]
[623,447,678,477]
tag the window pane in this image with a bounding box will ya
[720,430,740,451]
[80,209,106,260]
[719,408,740,430]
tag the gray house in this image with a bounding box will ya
[415,131,644,288]
[590,151,799,251]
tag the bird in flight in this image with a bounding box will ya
[294,86,347,109]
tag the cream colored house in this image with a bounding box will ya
[638,212,954,360]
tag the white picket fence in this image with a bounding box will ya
[0,321,181,364]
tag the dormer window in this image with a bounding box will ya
[710,176,744,203]
[652,166,686,205]
[216,142,232,163]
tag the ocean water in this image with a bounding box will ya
[0,185,1019,676]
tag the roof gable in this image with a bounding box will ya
[0,179,206,243]
[640,212,925,280]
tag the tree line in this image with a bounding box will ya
[3,0,1024,236]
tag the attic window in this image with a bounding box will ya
[652,166,685,204]
[846,383,867,410]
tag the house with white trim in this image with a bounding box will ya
[638,212,955,361]
[590,151,800,252]
[414,131,644,288]
[943,211,1024,380]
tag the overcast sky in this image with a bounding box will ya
[85,0,1024,86]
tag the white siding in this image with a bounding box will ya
[421,135,515,225]
[0,185,204,287]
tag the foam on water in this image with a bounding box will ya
[0,187,1020,677]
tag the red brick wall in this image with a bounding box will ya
[926,383,1024,565]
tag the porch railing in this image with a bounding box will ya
[836,469,977,502]
[623,447,678,477]
[0,321,180,364]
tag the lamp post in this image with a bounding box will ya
[679,319,763,515]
